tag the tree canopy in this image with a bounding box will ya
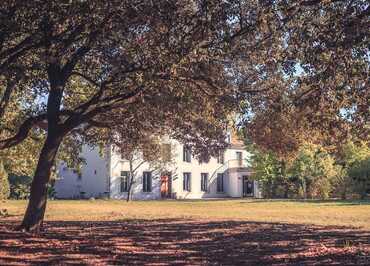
[242,0,369,155]
[0,0,368,232]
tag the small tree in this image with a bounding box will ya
[290,144,342,200]
[117,134,175,201]
[0,161,10,200]
[250,150,281,198]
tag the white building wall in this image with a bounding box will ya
[109,138,252,200]
[54,146,109,199]
[109,145,162,200]
[55,138,258,200]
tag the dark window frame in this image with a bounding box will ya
[183,146,192,163]
[217,150,225,164]
[143,171,152,192]
[183,172,191,191]
[217,173,224,193]
[120,171,130,192]
[201,173,208,192]
[161,143,172,162]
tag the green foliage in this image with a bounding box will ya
[8,175,32,200]
[0,161,10,200]
[333,141,370,199]
[340,141,370,167]
[252,143,344,199]
[348,158,370,199]
[250,149,281,198]
[47,184,56,199]
[290,144,342,199]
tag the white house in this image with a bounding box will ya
[54,133,261,200]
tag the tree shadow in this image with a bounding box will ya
[0,219,369,265]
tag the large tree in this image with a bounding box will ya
[0,0,368,233]
[0,0,265,232]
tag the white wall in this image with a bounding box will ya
[55,139,259,200]
[54,145,109,199]
[109,138,252,200]
[109,145,163,200]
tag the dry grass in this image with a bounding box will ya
[1,199,369,265]
[1,199,370,229]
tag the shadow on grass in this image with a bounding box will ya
[0,219,369,265]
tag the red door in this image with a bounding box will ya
[161,175,171,198]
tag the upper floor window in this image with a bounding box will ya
[120,171,130,192]
[217,173,224,193]
[183,172,191,191]
[183,146,191,163]
[236,151,243,166]
[201,173,208,192]
[161,143,171,162]
[143,172,152,192]
[217,150,225,164]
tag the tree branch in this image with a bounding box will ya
[0,114,47,150]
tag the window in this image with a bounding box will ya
[143,172,152,192]
[161,144,171,162]
[236,152,243,166]
[183,172,191,191]
[217,150,225,164]
[201,173,208,192]
[183,146,191,162]
[120,171,130,192]
[217,173,224,192]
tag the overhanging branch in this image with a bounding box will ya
[0,114,47,150]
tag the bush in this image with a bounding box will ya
[8,175,32,199]
[0,161,10,200]
[47,184,56,199]
[349,158,370,199]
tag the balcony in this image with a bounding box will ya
[226,159,250,169]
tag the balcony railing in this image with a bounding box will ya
[226,159,250,169]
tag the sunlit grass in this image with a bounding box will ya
[1,199,370,229]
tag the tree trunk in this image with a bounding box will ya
[127,160,134,202]
[18,134,63,233]
[302,178,307,200]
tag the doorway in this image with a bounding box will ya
[242,176,254,197]
[161,173,172,198]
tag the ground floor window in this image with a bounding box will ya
[183,172,191,191]
[201,173,208,192]
[217,173,224,192]
[143,172,152,192]
[120,171,130,192]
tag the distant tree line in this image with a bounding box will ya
[250,140,370,200]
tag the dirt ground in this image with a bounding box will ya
[0,219,369,265]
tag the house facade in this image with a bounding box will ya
[54,134,261,200]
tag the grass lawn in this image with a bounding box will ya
[2,199,370,228]
[1,199,369,265]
